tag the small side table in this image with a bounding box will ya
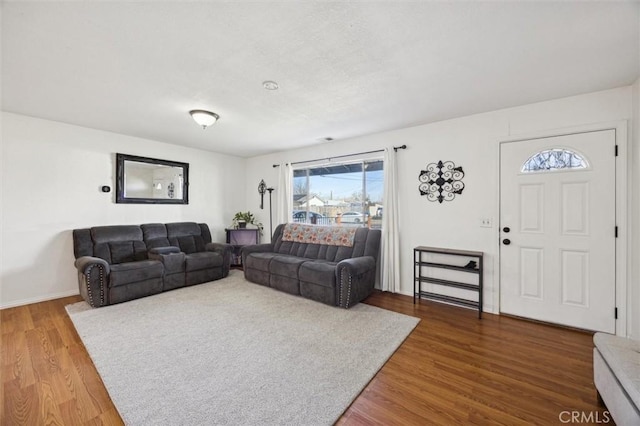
[225,228,260,267]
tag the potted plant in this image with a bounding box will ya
[232,211,263,234]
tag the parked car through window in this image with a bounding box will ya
[292,210,329,225]
[339,211,367,224]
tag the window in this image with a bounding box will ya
[292,159,383,228]
[521,148,588,173]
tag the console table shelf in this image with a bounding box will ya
[226,228,260,267]
[413,246,483,318]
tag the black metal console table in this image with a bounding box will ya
[413,246,483,318]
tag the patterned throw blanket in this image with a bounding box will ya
[282,223,356,247]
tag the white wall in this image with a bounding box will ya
[1,112,246,308]
[245,87,634,330]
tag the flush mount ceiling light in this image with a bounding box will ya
[189,110,219,129]
[262,80,279,90]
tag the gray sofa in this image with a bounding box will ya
[593,332,640,424]
[73,222,231,307]
[242,223,381,308]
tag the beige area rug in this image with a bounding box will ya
[66,270,419,425]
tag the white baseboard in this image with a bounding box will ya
[1,290,80,309]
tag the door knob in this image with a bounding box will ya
[503,227,510,233]
[503,239,511,245]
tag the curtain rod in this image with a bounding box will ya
[272,144,407,168]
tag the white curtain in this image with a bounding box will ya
[275,163,293,231]
[381,148,400,293]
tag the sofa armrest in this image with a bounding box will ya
[240,243,273,267]
[149,246,181,255]
[336,256,377,308]
[148,250,186,274]
[206,242,233,277]
[74,256,110,308]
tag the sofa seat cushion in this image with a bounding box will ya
[594,332,640,408]
[245,252,281,272]
[299,261,338,288]
[185,252,223,272]
[270,255,307,277]
[109,260,164,287]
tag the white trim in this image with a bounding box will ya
[496,120,628,337]
[490,138,501,315]
[289,153,385,171]
[0,289,79,309]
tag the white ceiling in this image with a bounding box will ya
[3,1,639,157]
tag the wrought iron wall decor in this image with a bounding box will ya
[257,179,275,236]
[418,160,465,203]
[258,179,267,209]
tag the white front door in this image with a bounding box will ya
[500,130,616,333]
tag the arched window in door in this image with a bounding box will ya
[521,148,589,172]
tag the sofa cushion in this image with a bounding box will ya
[594,332,640,409]
[245,252,280,272]
[185,252,223,272]
[166,222,207,254]
[273,238,358,262]
[333,246,357,263]
[91,225,143,244]
[93,241,147,264]
[141,223,171,249]
[91,225,148,264]
[299,261,337,288]
[270,255,307,277]
[109,260,164,287]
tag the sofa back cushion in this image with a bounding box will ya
[141,223,171,249]
[165,222,211,254]
[271,224,380,263]
[90,225,147,264]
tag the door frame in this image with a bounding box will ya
[495,121,628,337]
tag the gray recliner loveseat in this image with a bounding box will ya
[242,223,381,308]
[73,222,231,307]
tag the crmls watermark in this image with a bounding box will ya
[558,411,612,424]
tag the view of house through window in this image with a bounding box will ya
[292,159,383,228]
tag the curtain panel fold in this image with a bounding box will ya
[275,163,293,239]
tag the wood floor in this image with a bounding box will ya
[1,291,609,425]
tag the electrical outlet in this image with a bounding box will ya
[480,218,493,228]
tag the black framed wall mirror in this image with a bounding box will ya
[116,153,189,204]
